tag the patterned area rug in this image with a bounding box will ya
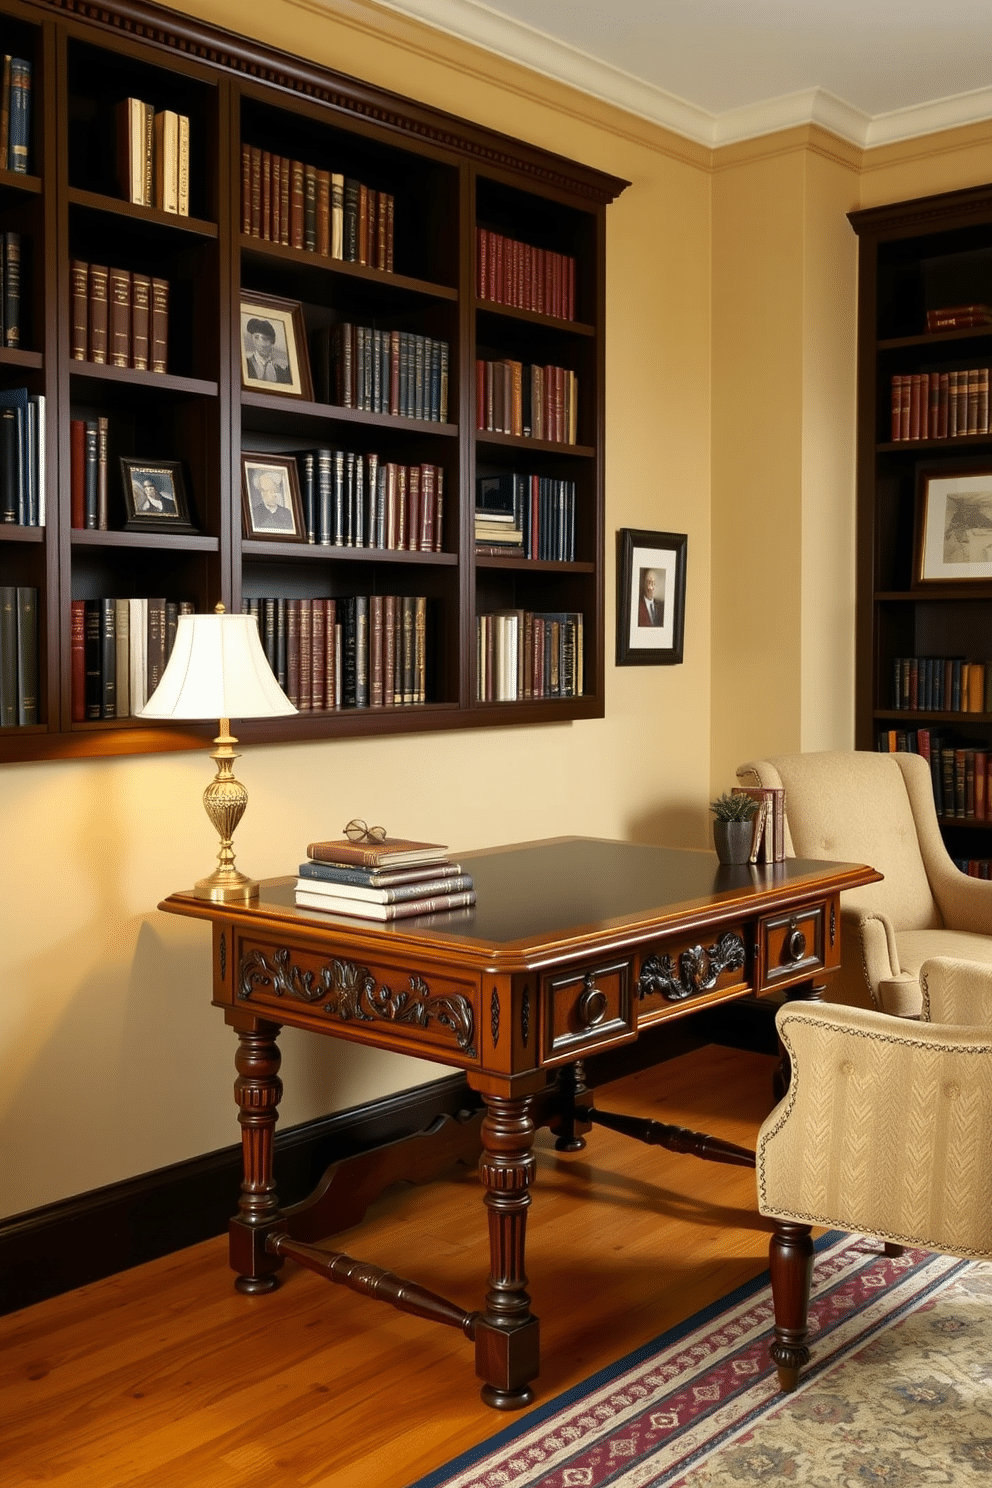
[407,1235,992,1487]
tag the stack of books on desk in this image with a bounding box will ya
[295,835,476,920]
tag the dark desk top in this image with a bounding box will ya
[162,837,880,972]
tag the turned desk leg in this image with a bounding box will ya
[552,1060,591,1152]
[768,1219,813,1390]
[475,1093,540,1410]
[229,1019,284,1295]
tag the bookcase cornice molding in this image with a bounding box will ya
[38,0,628,203]
[849,182,992,239]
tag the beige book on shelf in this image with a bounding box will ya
[177,114,190,216]
[154,110,179,213]
[127,597,148,714]
[114,598,130,718]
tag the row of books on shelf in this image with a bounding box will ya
[70,262,169,372]
[0,586,37,726]
[889,369,990,441]
[296,834,475,920]
[476,609,583,702]
[476,228,576,321]
[0,387,45,526]
[70,596,192,721]
[0,57,31,175]
[731,786,787,863]
[295,450,443,551]
[475,359,578,444]
[474,472,576,561]
[116,97,190,215]
[952,858,992,878]
[311,325,449,423]
[241,147,395,270]
[891,656,992,714]
[877,728,991,819]
[0,231,20,347]
[243,593,428,709]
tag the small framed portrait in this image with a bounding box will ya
[239,291,313,400]
[616,527,687,666]
[121,458,196,533]
[241,452,306,542]
[915,465,992,585]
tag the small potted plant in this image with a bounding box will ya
[709,791,759,865]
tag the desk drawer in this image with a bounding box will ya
[235,935,480,1062]
[758,904,827,991]
[637,925,749,1025]
[541,958,635,1065]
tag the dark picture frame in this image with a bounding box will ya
[239,291,313,401]
[914,463,992,586]
[241,452,306,542]
[616,527,687,665]
[120,458,196,532]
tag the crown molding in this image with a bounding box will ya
[368,0,992,151]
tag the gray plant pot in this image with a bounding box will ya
[713,818,753,865]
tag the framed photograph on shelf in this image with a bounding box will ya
[239,291,313,400]
[915,465,992,586]
[616,528,687,665]
[120,458,197,533]
[241,452,306,543]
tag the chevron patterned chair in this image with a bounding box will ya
[736,750,992,1016]
[756,956,992,1390]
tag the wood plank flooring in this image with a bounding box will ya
[0,1044,781,1488]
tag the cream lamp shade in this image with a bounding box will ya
[139,609,296,721]
[139,606,296,902]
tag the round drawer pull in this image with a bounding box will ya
[577,985,607,1027]
[787,923,807,961]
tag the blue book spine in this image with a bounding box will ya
[9,60,30,175]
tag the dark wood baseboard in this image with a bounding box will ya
[0,1002,776,1316]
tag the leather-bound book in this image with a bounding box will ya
[88,264,109,364]
[151,278,168,372]
[96,416,109,529]
[240,145,251,232]
[298,598,312,711]
[69,419,85,527]
[70,598,86,721]
[108,267,131,369]
[279,155,289,245]
[343,178,359,261]
[310,598,326,710]
[289,160,305,249]
[116,97,147,203]
[145,598,167,693]
[284,598,300,707]
[369,593,384,706]
[260,148,271,239]
[249,146,261,236]
[131,273,150,370]
[3,230,19,347]
[82,599,102,720]
[177,114,190,217]
[270,155,281,242]
[316,168,330,256]
[15,585,36,724]
[303,164,317,251]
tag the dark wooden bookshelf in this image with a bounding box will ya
[0,0,627,763]
[850,182,992,862]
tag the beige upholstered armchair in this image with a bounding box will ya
[736,750,992,1015]
[757,957,992,1391]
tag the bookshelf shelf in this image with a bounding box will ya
[0,0,626,762]
[67,187,218,238]
[851,182,992,863]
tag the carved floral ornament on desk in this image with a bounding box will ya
[138,604,297,902]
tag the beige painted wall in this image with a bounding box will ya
[1,0,990,1221]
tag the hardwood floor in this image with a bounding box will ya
[0,1044,781,1488]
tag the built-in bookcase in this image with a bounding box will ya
[850,184,992,869]
[0,0,626,762]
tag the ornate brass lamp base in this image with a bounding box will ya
[193,720,259,903]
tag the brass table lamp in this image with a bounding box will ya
[139,604,297,901]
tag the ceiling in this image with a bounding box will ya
[371,0,992,148]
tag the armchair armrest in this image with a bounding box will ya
[840,905,903,1010]
[921,956,992,1026]
[757,1002,992,1258]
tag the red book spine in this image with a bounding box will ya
[250,146,261,237]
[316,169,331,257]
[477,226,486,300]
[260,149,271,240]
[419,463,435,551]
[280,156,290,246]
[493,234,503,304]
[70,419,85,528]
[567,254,575,319]
[71,599,86,721]
[311,598,326,711]
[241,145,251,234]
[271,154,281,244]
[299,598,312,711]
[476,358,485,431]
[407,464,421,553]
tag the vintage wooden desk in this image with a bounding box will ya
[161,837,879,1409]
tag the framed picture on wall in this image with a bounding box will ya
[616,528,687,665]
[915,464,992,585]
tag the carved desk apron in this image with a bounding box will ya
[160,835,880,1410]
